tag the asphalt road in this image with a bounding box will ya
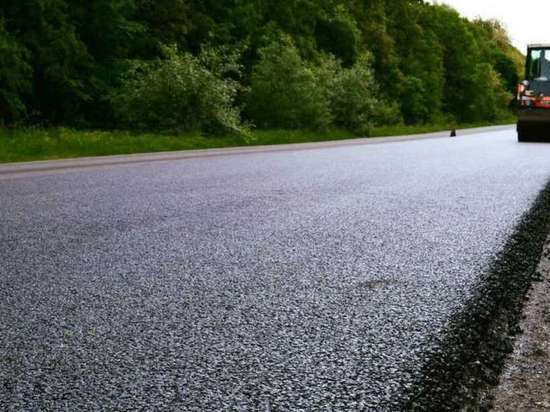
[2,127,550,410]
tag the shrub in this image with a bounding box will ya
[371,100,403,127]
[326,53,379,132]
[468,63,512,121]
[247,44,401,133]
[246,36,332,130]
[400,76,431,124]
[322,52,401,132]
[111,46,246,135]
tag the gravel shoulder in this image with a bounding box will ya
[492,238,550,411]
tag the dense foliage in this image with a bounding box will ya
[112,46,246,134]
[0,0,522,133]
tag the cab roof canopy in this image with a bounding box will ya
[528,44,550,49]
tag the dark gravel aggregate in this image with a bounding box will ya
[404,179,550,410]
[2,130,550,410]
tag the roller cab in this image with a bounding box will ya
[517,44,550,141]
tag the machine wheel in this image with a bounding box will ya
[518,123,550,142]
[518,125,533,142]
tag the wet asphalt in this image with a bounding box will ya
[1,129,550,410]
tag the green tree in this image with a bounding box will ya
[326,53,380,132]
[136,0,191,54]
[0,0,522,129]
[468,63,511,121]
[315,5,360,67]
[400,76,430,124]
[246,36,332,130]
[0,21,31,124]
[112,46,245,135]
[1,0,93,124]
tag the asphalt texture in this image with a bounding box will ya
[2,128,550,410]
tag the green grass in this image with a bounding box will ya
[369,120,515,138]
[0,120,515,164]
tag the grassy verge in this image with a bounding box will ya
[369,120,513,137]
[0,120,515,164]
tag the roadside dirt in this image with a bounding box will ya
[492,239,550,411]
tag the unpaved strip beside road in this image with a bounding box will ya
[492,240,550,411]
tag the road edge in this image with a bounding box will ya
[402,180,550,410]
[490,237,550,411]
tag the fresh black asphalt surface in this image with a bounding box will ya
[2,128,550,410]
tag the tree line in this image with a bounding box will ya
[0,0,523,134]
